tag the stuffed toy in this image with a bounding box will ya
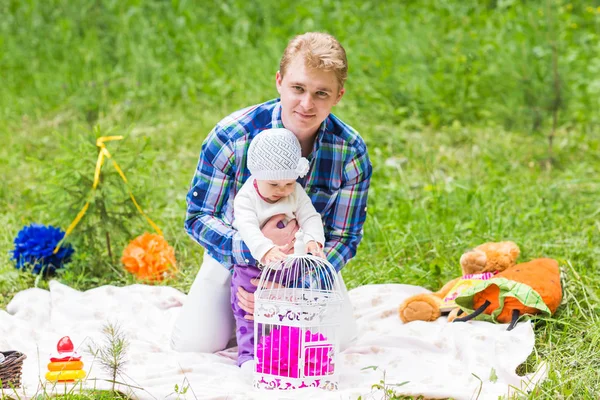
[452,257,562,330]
[398,241,521,323]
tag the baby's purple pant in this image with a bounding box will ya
[230,265,261,366]
[230,262,304,366]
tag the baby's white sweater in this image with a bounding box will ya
[233,177,326,263]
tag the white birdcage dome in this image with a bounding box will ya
[253,254,343,391]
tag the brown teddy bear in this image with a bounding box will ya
[398,241,521,323]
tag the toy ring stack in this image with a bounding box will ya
[45,336,86,382]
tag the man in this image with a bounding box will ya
[170,32,372,355]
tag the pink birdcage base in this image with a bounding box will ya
[253,374,338,391]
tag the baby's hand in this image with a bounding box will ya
[306,241,325,258]
[262,246,288,264]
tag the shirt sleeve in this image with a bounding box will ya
[232,186,276,263]
[184,126,255,268]
[323,143,372,272]
[294,184,326,246]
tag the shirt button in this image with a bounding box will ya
[245,259,249,263]
[193,191,198,196]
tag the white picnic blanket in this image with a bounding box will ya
[0,281,545,399]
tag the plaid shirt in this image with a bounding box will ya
[185,99,372,272]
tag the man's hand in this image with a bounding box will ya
[237,278,284,320]
[261,214,299,254]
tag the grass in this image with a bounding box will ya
[1,0,600,398]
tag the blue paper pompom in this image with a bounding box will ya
[11,224,74,275]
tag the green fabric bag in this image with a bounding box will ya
[454,277,552,323]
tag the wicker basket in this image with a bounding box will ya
[0,351,26,389]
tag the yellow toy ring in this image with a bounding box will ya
[45,369,86,381]
[47,361,84,371]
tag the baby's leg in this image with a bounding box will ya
[230,265,262,366]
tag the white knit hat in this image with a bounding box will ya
[247,128,310,180]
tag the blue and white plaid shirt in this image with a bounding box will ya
[185,99,372,272]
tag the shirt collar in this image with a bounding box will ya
[270,99,332,161]
[271,101,285,128]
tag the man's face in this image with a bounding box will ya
[276,55,345,138]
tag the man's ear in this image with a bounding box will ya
[334,87,346,106]
[275,71,283,95]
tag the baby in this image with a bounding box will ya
[231,128,326,371]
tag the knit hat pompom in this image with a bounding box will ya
[247,128,310,180]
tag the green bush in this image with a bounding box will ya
[30,125,159,282]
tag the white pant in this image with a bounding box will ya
[170,252,358,353]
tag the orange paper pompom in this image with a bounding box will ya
[121,233,177,281]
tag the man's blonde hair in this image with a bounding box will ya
[279,32,348,89]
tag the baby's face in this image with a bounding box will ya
[256,179,296,202]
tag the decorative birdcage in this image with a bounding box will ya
[253,254,343,391]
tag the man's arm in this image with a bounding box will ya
[184,126,254,267]
[323,145,372,271]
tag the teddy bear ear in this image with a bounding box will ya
[508,242,520,259]
[459,251,472,267]
[460,249,487,273]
